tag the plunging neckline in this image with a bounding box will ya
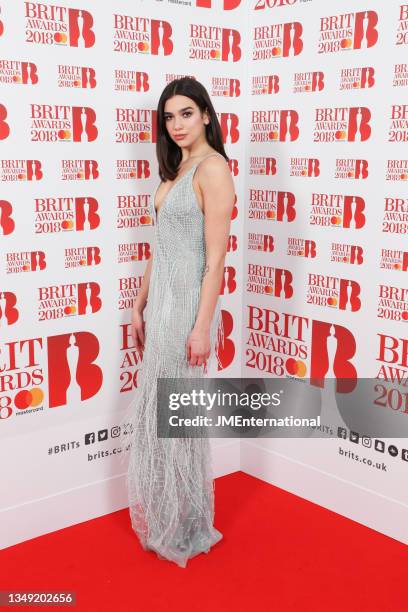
[153,165,196,218]
[153,152,223,218]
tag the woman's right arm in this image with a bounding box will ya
[131,250,154,350]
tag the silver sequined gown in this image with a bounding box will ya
[120,152,224,568]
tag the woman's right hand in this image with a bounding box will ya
[131,303,146,351]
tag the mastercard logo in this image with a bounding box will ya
[58,130,71,140]
[15,387,44,410]
[286,358,307,378]
[139,215,152,225]
[61,219,74,230]
[64,305,76,315]
[340,38,353,49]
[54,32,68,44]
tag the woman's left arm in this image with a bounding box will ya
[187,156,235,367]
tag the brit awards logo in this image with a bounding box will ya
[113,15,173,55]
[61,160,99,181]
[293,72,324,93]
[115,70,149,92]
[314,107,371,142]
[247,264,293,298]
[334,159,368,179]
[249,157,276,175]
[0,60,38,84]
[6,251,47,274]
[58,65,96,88]
[0,200,15,235]
[25,3,95,47]
[30,105,98,142]
[248,233,274,252]
[47,332,103,408]
[377,284,408,322]
[65,246,101,268]
[318,11,378,53]
[287,238,316,258]
[0,331,103,418]
[251,109,299,142]
[118,243,152,263]
[211,77,240,97]
[375,333,408,411]
[252,75,280,95]
[307,274,361,312]
[34,197,100,233]
[393,63,408,87]
[249,189,296,222]
[0,292,18,326]
[119,276,144,310]
[380,248,408,271]
[120,322,144,393]
[189,24,241,61]
[310,193,365,229]
[396,5,408,46]
[386,159,408,181]
[116,159,151,180]
[221,266,237,295]
[217,309,235,371]
[115,108,155,144]
[330,243,363,265]
[382,197,408,235]
[253,22,303,60]
[290,158,320,177]
[116,195,154,229]
[1,160,43,182]
[227,234,238,253]
[0,104,10,139]
[37,282,102,321]
[339,67,374,90]
[246,305,357,391]
[218,112,239,143]
[388,105,408,142]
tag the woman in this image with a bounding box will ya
[120,77,235,568]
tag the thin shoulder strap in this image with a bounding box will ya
[193,151,224,170]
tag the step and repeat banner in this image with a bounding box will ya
[2,0,407,549]
[0,0,245,548]
[243,0,408,541]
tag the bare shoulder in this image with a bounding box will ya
[196,153,233,189]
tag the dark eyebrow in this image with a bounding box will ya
[164,106,194,116]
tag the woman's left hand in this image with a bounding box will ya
[186,327,211,367]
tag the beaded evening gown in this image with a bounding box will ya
[120,152,224,568]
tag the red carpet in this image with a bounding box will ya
[2,471,407,611]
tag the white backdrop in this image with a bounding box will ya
[242,0,408,545]
[1,0,407,549]
[0,0,244,548]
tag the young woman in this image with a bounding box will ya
[120,77,235,568]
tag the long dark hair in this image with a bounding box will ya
[156,77,228,182]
